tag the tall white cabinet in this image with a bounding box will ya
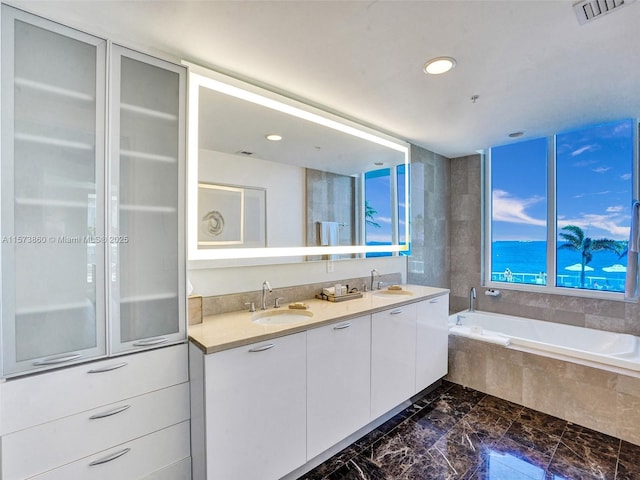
[0,5,189,479]
[1,5,108,376]
[0,5,186,378]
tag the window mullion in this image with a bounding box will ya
[546,135,557,288]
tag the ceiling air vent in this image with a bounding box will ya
[573,0,635,25]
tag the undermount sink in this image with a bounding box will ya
[252,309,314,325]
[373,289,414,298]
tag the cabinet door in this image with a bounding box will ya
[203,333,307,480]
[416,294,449,393]
[0,6,107,376]
[109,45,186,353]
[371,303,417,419]
[307,315,371,459]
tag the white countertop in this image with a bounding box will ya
[188,284,449,354]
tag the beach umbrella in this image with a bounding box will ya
[564,263,594,272]
[602,264,626,273]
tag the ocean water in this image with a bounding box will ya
[492,241,627,291]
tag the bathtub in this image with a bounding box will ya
[449,310,640,374]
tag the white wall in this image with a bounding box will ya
[188,256,407,296]
[198,149,305,248]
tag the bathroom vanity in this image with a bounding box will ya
[189,285,449,480]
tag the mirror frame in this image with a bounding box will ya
[185,62,410,262]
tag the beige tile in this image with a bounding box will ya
[585,314,627,333]
[563,381,617,436]
[616,391,640,445]
[485,347,523,404]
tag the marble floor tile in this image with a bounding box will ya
[297,382,638,480]
[616,440,640,480]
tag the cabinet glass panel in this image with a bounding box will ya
[111,47,184,349]
[1,7,107,376]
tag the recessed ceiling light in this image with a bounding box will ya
[265,134,282,141]
[423,57,456,75]
[508,131,525,138]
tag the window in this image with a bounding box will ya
[486,119,635,294]
[364,164,408,257]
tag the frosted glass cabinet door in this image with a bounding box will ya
[0,6,107,377]
[109,45,186,354]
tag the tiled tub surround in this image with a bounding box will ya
[197,272,402,319]
[447,334,640,446]
[300,380,640,480]
[449,310,640,373]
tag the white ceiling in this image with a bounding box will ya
[10,0,640,159]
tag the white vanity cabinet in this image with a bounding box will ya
[370,303,418,419]
[0,4,186,377]
[416,294,449,393]
[190,333,307,480]
[307,315,371,460]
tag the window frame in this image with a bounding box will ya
[482,119,639,300]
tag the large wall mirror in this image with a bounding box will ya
[186,63,410,266]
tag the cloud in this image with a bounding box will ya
[571,144,598,157]
[606,205,624,213]
[621,173,632,181]
[558,213,629,239]
[374,216,392,225]
[592,166,611,173]
[492,190,546,226]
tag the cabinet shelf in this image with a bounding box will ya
[119,204,176,214]
[120,149,176,164]
[120,292,177,304]
[15,132,93,151]
[15,197,90,208]
[15,77,94,102]
[16,300,92,316]
[120,102,177,122]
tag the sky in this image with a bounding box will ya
[492,119,633,242]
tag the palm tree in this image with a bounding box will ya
[365,200,381,229]
[558,225,623,288]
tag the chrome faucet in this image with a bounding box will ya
[261,281,272,310]
[469,287,476,312]
[370,269,380,291]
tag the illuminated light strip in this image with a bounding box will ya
[190,72,408,154]
[186,66,411,261]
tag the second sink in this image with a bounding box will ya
[252,309,314,325]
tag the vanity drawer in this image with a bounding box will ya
[29,421,190,480]
[0,343,188,434]
[1,382,190,480]
[141,457,191,480]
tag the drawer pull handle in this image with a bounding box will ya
[89,448,131,466]
[33,353,82,366]
[87,361,128,374]
[248,344,275,353]
[133,337,169,347]
[89,405,131,420]
[334,322,352,330]
[429,299,440,304]
[390,309,403,315]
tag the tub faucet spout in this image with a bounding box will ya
[469,287,477,312]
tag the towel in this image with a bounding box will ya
[625,201,640,300]
[319,221,339,246]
